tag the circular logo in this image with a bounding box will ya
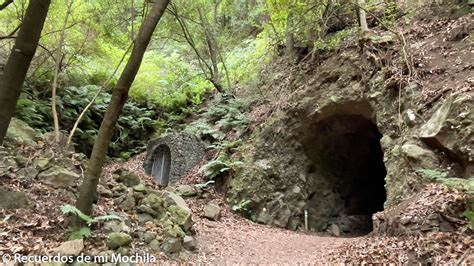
[2,254,11,263]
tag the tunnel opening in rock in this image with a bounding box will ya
[303,112,387,236]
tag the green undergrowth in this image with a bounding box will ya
[16,85,157,158]
[183,97,252,182]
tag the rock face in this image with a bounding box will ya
[5,118,37,145]
[0,187,29,209]
[419,95,473,177]
[143,133,205,186]
[225,48,473,233]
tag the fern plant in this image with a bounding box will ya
[61,204,121,240]
[416,169,451,179]
[200,153,244,179]
[231,199,253,213]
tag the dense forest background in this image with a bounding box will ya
[0,0,404,157]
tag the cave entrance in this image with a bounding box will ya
[151,145,171,186]
[304,111,387,235]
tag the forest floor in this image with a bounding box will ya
[120,155,473,264]
[191,197,357,264]
[110,155,358,264]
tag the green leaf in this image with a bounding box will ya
[61,204,93,225]
[68,227,91,240]
[91,214,122,224]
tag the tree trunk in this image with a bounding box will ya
[286,11,296,62]
[0,0,51,145]
[197,5,220,89]
[358,0,369,32]
[51,0,74,143]
[75,0,170,216]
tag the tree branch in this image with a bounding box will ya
[0,0,13,11]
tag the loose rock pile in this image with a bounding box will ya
[0,119,199,261]
[330,184,473,264]
[373,184,471,235]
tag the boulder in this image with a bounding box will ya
[138,213,154,225]
[36,157,51,170]
[133,184,147,192]
[165,225,186,238]
[6,118,37,145]
[274,207,292,228]
[119,196,136,211]
[114,169,140,187]
[104,221,130,233]
[182,236,197,251]
[329,224,341,236]
[160,238,182,254]
[142,194,165,213]
[107,232,132,249]
[169,205,193,232]
[143,232,157,244]
[149,239,161,252]
[419,95,474,176]
[0,156,18,176]
[161,191,191,212]
[0,187,29,209]
[401,142,439,169]
[13,155,28,167]
[176,185,197,197]
[203,203,221,221]
[38,166,79,188]
[52,239,84,256]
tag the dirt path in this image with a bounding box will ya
[193,216,356,264]
[181,190,357,264]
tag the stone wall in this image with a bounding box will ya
[144,133,205,186]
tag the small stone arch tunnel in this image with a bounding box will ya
[300,101,387,235]
[143,133,205,187]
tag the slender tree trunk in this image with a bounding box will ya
[0,0,51,145]
[198,5,220,88]
[131,0,135,39]
[51,0,74,142]
[358,0,369,32]
[75,0,170,216]
[286,11,296,61]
